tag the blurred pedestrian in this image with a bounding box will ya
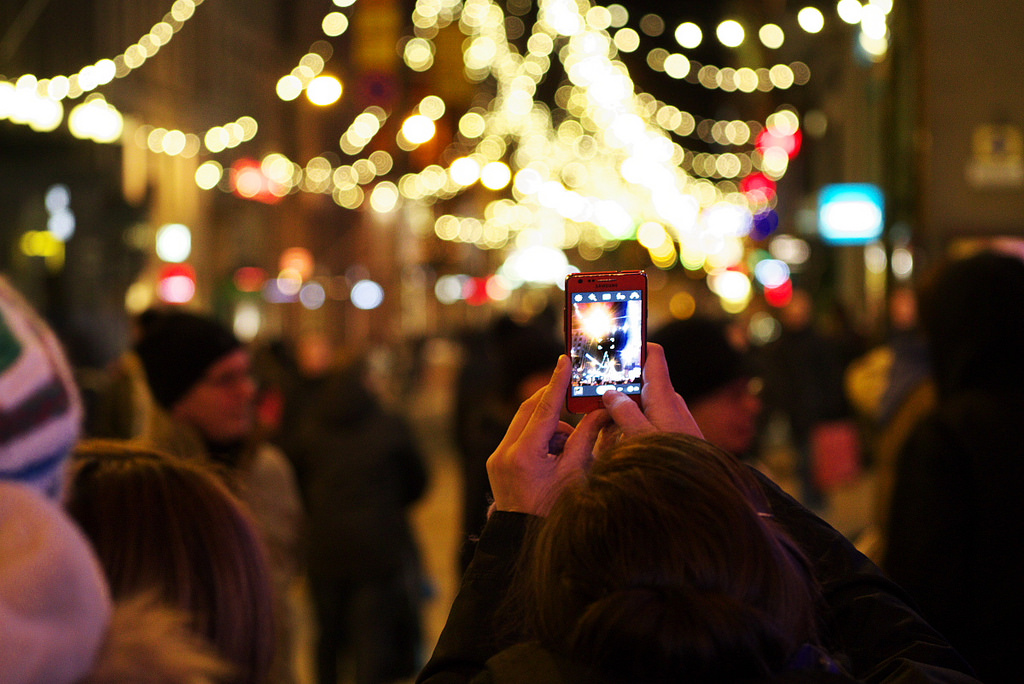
[281,332,428,684]
[844,285,934,560]
[453,312,562,571]
[760,289,856,509]
[650,315,763,459]
[133,310,304,684]
[66,439,278,683]
[1,275,227,684]
[883,249,1024,682]
[84,307,165,441]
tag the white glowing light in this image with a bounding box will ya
[837,0,864,24]
[155,223,192,263]
[401,114,436,145]
[798,7,826,33]
[716,20,745,48]
[499,245,571,286]
[674,22,702,49]
[450,157,481,186]
[754,258,791,288]
[300,282,327,309]
[351,279,385,310]
[480,161,512,189]
[435,274,468,304]
[370,182,400,213]
[233,302,261,342]
[276,75,303,101]
[710,270,752,303]
[306,75,343,106]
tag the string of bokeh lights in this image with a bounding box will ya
[1,0,894,305]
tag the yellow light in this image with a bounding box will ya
[322,12,349,36]
[759,24,785,49]
[450,157,481,186]
[669,291,697,319]
[276,74,303,101]
[369,181,400,213]
[674,21,702,49]
[306,75,342,106]
[418,95,446,120]
[67,97,122,143]
[404,37,434,71]
[664,54,690,79]
[195,161,223,190]
[716,20,745,48]
[401,114,436,145]
[480,162,511,190]
[637,222,669,250]
[459,112,486,138]
[837,0,864,24]
[162,129,187,156]
[797,7,825,33]
[613,28,640,52]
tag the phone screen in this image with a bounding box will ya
[565,271,646,413]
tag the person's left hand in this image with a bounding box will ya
[486,355,611,516]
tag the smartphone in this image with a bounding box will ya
[564,270,647,414]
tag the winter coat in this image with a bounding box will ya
[418,470,980,684]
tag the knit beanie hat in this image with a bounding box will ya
[133,311,242,409]
[0,481,113,684]
[0,276,83,499]
[651,317,754,404]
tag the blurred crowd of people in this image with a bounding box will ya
[2,244,1023,682]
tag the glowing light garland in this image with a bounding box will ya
[0,0,893,276]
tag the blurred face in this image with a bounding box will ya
[689,377,763,456]
[172,349,257,443]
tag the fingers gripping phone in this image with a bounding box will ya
[565,270,647,414]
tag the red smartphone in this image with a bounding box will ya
[564,270,647,414]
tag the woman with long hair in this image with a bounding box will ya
[65,440,277,684]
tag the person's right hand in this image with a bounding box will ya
[486,355,611,516]
[599,342,704,440]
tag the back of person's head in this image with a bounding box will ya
[650,317,752,406]
[917,249,1024,395]
[0,276,83,499]
[520,432,820,683]
[491,314,563,400]
[65,439,275,683]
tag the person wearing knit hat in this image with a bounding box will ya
[134,310,257,449]
[0,276,83,499]
[0,480,112,684]
[134,310,243,412]
[133,309,304,684]
[650,316,763,457]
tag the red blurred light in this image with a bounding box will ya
[756,128,802,158]
[234,266,266,293]
[463,277,490,306]
[230,158,284,204]
[157,263,197,304]
[740,172,777,198]
[764,278,793,307]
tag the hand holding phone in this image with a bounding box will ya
[564,270,647,414]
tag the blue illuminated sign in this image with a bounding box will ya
[818,183,885,244]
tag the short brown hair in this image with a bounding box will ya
[65,439,275,684]
[519,432,820,683]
